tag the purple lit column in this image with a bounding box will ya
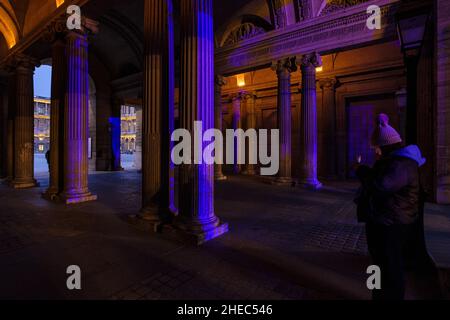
[141,0,176,222]
[11,55,40,189]
[242,92,257,176]
[272,58,296,185]
[44,39,66,199]
[214,75,227,180]
[175,0,228,244]
[232,93,243,174]
[60,28,97,204]
[110,98,123,172]
[299,53,322,189]
[319,78,337,178]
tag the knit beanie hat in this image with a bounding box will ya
[371,113,403,147]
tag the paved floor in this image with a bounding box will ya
[0,169,448,300]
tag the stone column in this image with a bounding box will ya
[299,53,322,189]
[44,39,66,199]
[0,81,7,179]
[214,75,227,180]
[242,92,257,176]
[10,55,40,189]
[175,0,228,244]
[140,0,176,223]
[134,107,143,170]
[60,25,98,204]
[272,58,296,185]
[319,78,337,179]
[110,98,123,171]
[231,93,242,174]
[5,72,15,182]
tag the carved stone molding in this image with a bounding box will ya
[216,0,399,75]
[319,78,338,90]
[224,23,265,46]
[215,75,227,88]
[320,0,370,16]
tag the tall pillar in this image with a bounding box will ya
[214,75,227,180]
[44,39,66,199]
[272,58,296,185]
[299,53,322,190]
[5,72,16,182]
[140,0,176,222]
[231,93,242,174]
[134,107,143,170]
[319,78,337,179]
[60,25,98,204]
[10,54,40,189]
[175,0,228,244]
[110,98,123,171]
[0,81,7,179]
[242,92,257,176]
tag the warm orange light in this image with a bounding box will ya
[236,74,246,87]
[56,0,65,8]
[316,66,323,73]
[0,7,19,48]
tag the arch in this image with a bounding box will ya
[0,4,19,48]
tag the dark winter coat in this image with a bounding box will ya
[356,145,426,226]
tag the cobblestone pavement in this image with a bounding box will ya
[0,171,447,300]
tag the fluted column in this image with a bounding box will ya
[11,55,40,189]
[5,72,16,182]
[242,92,257,176]
[232,93,243,174]
[319,78,337,179]
[110,98,123,172]
[214,75,227,180]
[272,57,296,185]
[134,107,143,170]
[299,53,322,189]
[60,26,98,204]
[44,39,66,199]
[175,0,228,244]
[141,0,176,222]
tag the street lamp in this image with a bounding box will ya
[396,0,432,144]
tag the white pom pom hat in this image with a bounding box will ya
[371,113,403,147]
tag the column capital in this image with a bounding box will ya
[272,57,297,77]
[6,53,40,72]
[299,52,322,69]
[319,78,338,90]
[215,75,227,87]
[243,91,257,101]
[230,92,245,102]
[43,17,99,43]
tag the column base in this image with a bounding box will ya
[136,205,176,231]
[59,191,98,205]
[173,216,229,245]
[272,176,294,186]
[437,176,450,204]
[298,179,323,190]
[10,179,39,189]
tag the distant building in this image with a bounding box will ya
[34,97,50,154]
[121,105,137,154]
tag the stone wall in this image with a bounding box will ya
[435,0,450,204]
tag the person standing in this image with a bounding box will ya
[355,113,426,300]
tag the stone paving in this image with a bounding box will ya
[0,169,448,300]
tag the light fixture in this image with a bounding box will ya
[396,0,431,59]
[236,74,246,87]
[315,66,323,73]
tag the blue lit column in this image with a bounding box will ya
[273,57,296,185]
[60,25,98,204]
[175,0,228,244]
[141,0,176,223]
[299,53,322,190]
[110,98,123,172]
